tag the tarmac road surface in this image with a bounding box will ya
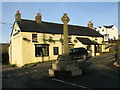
[2,53,120,88]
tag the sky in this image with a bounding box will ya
[1,1,119,43]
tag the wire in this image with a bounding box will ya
[0,22,13,25]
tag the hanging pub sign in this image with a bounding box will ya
[104,34,109,41]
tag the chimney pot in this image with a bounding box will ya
[88,21,93,29]
[17,10,19,13]
[89,21,92,23]
[35,13,41,23]
[37,13,39,16]
[15,10,21,21]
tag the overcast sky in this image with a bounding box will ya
[1,1,119,43]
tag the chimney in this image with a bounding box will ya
[15,10,21,21]
[88,21,93,29]
[35,13,41,23]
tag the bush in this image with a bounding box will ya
[48,38,54,42]
[74,39,78,43]
[10,64,17,67]
[59,38,64,43]
[102,41,105,45]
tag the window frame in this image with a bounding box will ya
[35,44,49,57]
[53,47,59,55]
[102,29,104,32]
[32,34,38,42]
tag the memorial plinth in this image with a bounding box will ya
[48,13,82,77]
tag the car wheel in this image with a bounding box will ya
[83,55,87,60]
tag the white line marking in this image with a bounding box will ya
[51,78,89,89]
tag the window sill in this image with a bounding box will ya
[35,56,49,57]
[32,41,38,43]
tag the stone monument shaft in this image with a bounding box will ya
[48,13,82,77]
[61,13,70,55]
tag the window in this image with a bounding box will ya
[96,45,100,53]
[102,29,104,32]
[35,44,49,57]
[53,47,59,55]
[75,48,79,53]
[69,37,72,43]
[95,38,97,42]
[87,45,91,51]
[114,37,116,40]
[32,34,38,42]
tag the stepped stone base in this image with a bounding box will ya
[48,55,82,77]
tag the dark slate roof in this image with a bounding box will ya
[15,19,103,37]
[103,25,114,28]
[76,37,99,45]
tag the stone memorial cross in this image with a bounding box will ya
[61,13,70,55]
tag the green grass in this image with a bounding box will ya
[9,64,17,67]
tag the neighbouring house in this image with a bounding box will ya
[95,25,118,52]
[9,10,104,67]
[95,25,118,42]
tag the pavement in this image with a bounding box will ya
[1,53,120,89]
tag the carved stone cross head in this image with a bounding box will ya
[61,13,70,24]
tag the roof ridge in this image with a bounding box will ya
[103,25,114,26]
[21,19,89,28]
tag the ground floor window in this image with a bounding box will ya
[95,45,101,53]
[53,47,59,55]
[35,44,49,57]
[87,45,91,51]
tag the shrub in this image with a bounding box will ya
[10,64,17,67]
[102,41,105,45]
[48,38,54,42]
[74,39,78,43]
[59,38,64,43]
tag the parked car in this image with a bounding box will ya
[57,47,88,60]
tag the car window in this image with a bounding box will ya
[75,48,79,52]
[70,48,86,53]
[73,49,76,53]
[79,48,86,52]
[69,49,73,53]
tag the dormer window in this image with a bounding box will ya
[102,29,104,32]
[32,34,38,42]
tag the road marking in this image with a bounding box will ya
[51,78,90,89]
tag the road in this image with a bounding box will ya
[2,53,120,89]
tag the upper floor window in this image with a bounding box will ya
[102,29,104,32]
[53,47,59,55]
[32,34,38,42]
[114,37,116,40]
[95,38,97,42]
